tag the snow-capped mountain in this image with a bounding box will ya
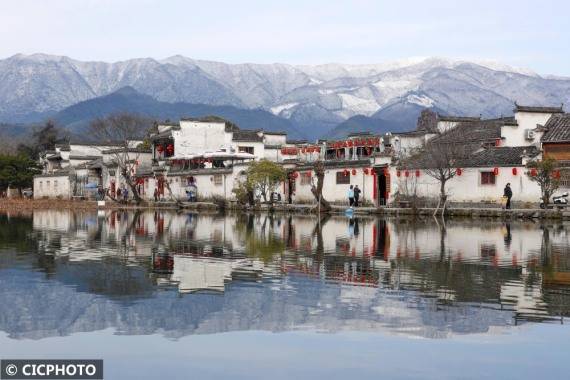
[1,53,569,138]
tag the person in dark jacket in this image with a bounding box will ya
[353,185,362,207]
[503,183,513,209]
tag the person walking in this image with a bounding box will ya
[503,183,513,209]
[354,185,361,207]
[153,188,159,202]
[348,185,355,207]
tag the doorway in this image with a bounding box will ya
[378,173,387,206]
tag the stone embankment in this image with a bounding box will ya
[1,199,568,219]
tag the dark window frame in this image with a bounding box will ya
[336,171,351,184]
[480,171,496,185]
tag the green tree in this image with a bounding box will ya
[246,159,286,203]
[0,154,42,192]
[527,157,560,207]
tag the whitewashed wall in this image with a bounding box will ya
[392,166,541,203]
[502,111,554,147]
[263,134,287,146]
[33,175,71,199]
[292,167,377,205]
[173,121,231,155]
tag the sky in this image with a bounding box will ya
[0,0,568,75]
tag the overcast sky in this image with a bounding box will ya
[0,0,568,75]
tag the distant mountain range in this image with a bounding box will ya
[1,53,569,139]
[52,86,305,139]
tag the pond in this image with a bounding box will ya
[0,210,569,379]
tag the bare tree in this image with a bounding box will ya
[310,160,331,212]
[419,142,466,214]
[90,113,152,204]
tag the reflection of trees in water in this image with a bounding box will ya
[2,211,570,323]
[235,213,285,263]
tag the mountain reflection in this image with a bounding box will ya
[0,210,569,340]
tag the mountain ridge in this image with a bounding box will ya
[1,53,569,139]
[52,86,306,139]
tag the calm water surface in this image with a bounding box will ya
[0,210,569,379]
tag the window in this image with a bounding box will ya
[213,174,223,186]
[300,172,312,185]
[39,181,43,189]
[238,146,254,155]
[54,180,58,188]
[336,171,350,184]
[560,169,570,188]
[46,181,51,188]
[480,172,496,185]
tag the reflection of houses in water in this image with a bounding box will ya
[28,210,570,327]
[32,210,155,261]
[169,257,263,293]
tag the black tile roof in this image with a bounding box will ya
[101,147,152,154]
[484,116,518,126]
[430,120,503,145]
[541,114,570,143]
[232,130,263,142]
[264,131,287,135]
[149,130,174,141]
[460,146,539,167]
[514,104,564,114]
[68,155,101,160]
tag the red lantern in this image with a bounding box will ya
[512,167,518,175]
[347,140,353,147]
[405,170,410,177]
[456,168,462,176]
[530,168,537,177]
[493,167,499,176]
[383,168,389,176]
[363,168,369,175]
[156,145,164,153]
[293,172,299,179]
[415,170,420,177]
[343,169,349,176]
[554,170,561,179]
[495,138,501,147]
[351,169,356,175]
[397,170,401,177]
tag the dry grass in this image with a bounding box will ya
[0,198,100,212]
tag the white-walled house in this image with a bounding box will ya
[394,146,542,204]
[34,141,148,200]
[502,104,564,147]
